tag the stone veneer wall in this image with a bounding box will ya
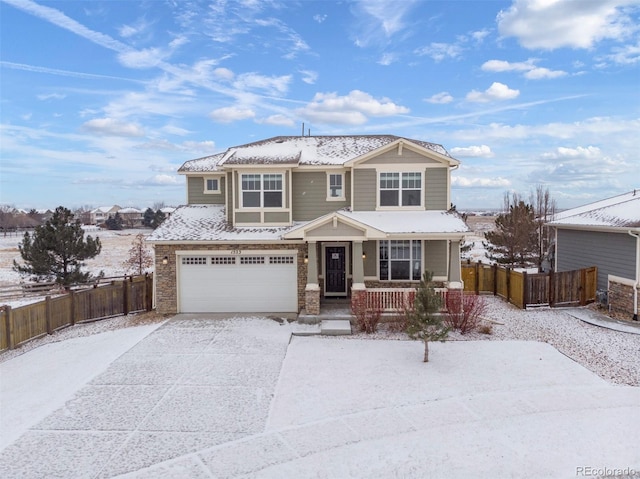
[154,243,307,315]
[608,279,636,320]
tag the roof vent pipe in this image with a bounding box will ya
[301,122,305,136]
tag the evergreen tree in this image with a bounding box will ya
[105,212,123,230]
[484,193,537,267]
[406,271,450,362]
[13,206,102,286]
[123,233,153,275]
[152,209,166,229]
[143,208,155,228]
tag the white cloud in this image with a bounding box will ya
[452,176,511,188]
[541,146,602,160]
[299,70,318,85]
[471,29,491,42]
[258,115,295,127]
[209,106,256,123]
[450,145,494,158]
[482,59,566,79]
[352,0,419,46]
[425,92,454,104]
[466,82,520,103]
[497,0,638,50]
[298,90,410,125]
[378,53,398,66]
[82,118,145,137]
[314,14,327,23]
[233,73,291,95]
[118,17,150,38]
[145,174,180,185]
[601,41,640,65]
[37,93,66,100]
[118,47,166,69]
[161,125,191,136]
[414,42,464,62]
[214,68,235,81]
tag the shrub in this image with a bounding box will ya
[351,291,383,334]
[445,292,487,334]
[478,323,493,335]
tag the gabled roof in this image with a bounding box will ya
[178,135,456,173]
[147,205,302,243]
[548,190,640,229]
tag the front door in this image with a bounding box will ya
[325,246,347,296]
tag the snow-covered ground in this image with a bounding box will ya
[1,300,639,478]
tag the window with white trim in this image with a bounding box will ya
[379,240,422,280]
[204,177,220,194]
[327,173,345,200]
[379,172,422,207]
[241,173,283,208]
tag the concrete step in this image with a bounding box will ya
[321,319,352,336]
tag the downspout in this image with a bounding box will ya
[628,230,640,321]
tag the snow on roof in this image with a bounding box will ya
[549,190,640,228]
[340,210,470,234]
[147,205,303,242]
[92,205,120,213]
[179,135,453,172]
[118,207,142,214]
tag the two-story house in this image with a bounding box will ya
[149,135,469,315]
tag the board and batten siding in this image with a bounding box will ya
[353,169,377,211]
[556,229,636,291]
[425,168,448,210]
[359,147,442,165]
[187,176,225,205]
[291,171,350,221]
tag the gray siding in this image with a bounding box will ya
[307,220,363,238]
[360,147,441,165]
[291,171,350,221]
[353,169,376,211]
[264,211,290,223]
[424,240,448,277]
[425,168,448,210]
[235,212,260,223]
[187,176,225,205]
[227,172,233,223]
[556,229,636,290]
[363,241,376,276]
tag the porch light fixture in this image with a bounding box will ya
[304,254,309,264]
[362,252,366,260]
[162,256,169,265]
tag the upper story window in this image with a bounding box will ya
[204,177,221,194]
[241,173,283,208]
[327,173,345,201]
[379,172,422,207]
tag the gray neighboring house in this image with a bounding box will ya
[547,190,640,320]
[148,135,469,315]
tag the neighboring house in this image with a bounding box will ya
[148,135,469,315]
[90,205,121,225]
[547,190,640,320]
[118,207,143,228]
[160,206,176,218]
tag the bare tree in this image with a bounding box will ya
[530,185,557,270]
[123,233,153,275]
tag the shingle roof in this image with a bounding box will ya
[548,190,640,228]
[178,135,454,173]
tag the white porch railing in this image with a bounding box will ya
[362,287,451,312]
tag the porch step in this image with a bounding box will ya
[321,319,352,336]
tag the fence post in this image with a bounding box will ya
[475,262,480,295]
[70,290,76,326]
[522,271,528,310]
[146,274,153,312]
[123,278,130,316]
[579,268,587,306]
[4,305,14,350]
[548,271,555,307]
[506,267,511,305]
[45,295,52,335]
[492,264,498,296]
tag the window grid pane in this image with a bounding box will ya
[379,240,421,281]
[206,179,218,191]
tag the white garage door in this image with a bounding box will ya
[178,252,298,313]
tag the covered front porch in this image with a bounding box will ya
[284,209,469,317]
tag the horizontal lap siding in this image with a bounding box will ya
[425,240,448,277]
[425,168,448,210]
[292,171,350,221]
[353,169,376,211]
[187,176,226,204]
[556,229,635,290]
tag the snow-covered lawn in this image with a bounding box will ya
[1,299,639,478]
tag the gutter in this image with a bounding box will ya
[628,230,640,321]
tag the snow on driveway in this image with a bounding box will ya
[1,313,639,478]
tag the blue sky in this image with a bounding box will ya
[1,0,638,211]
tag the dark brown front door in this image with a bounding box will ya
[325,246,346,295]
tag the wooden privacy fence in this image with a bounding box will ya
[0,274,153,352]
[462,262,597,309]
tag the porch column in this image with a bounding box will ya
[305,241,320,315]
[306,241,319,285]
[352,241,365,288]
[448,240,462,284]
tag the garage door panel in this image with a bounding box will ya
[179,253,297,313]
